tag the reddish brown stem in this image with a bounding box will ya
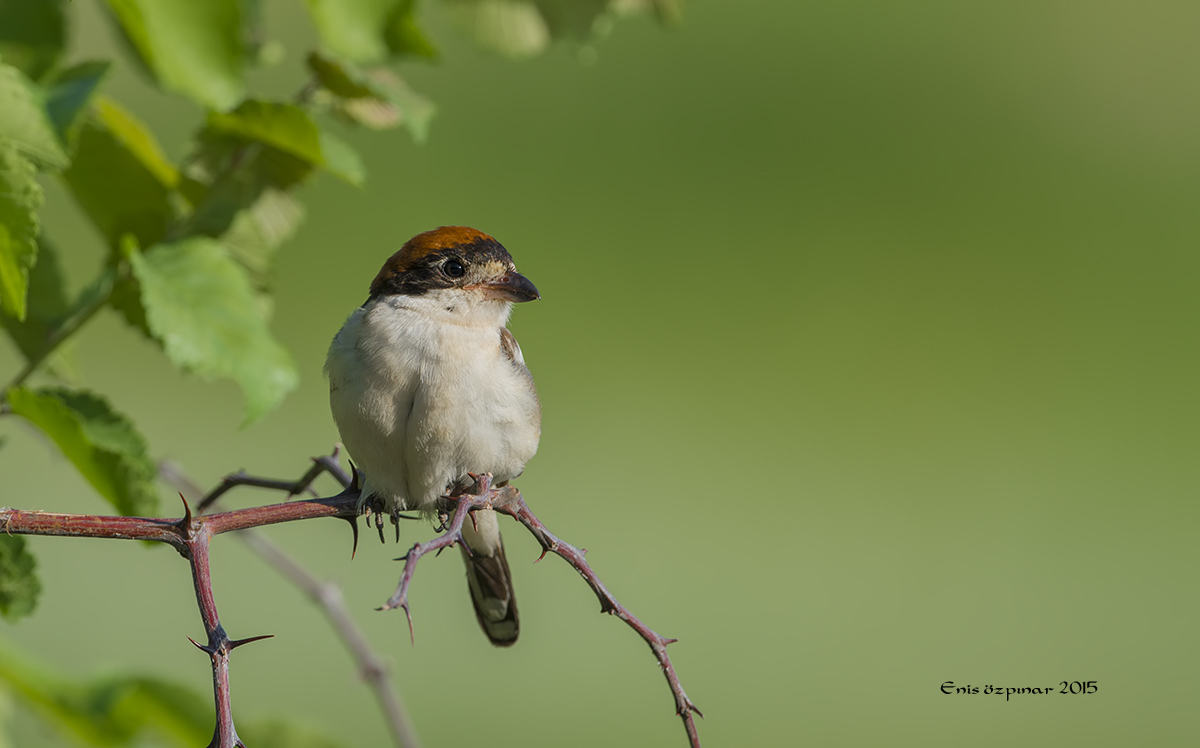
[183,514,244,748]
[379,474,495,642]
[0,492,357,748]
[2,468,702,747]
[0,492,359,544]
[160,456,423,748]
[494,489,702,748]
[399,478,703,748]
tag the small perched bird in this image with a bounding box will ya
[325,226,541,646]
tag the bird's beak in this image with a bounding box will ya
[477,271,540,303]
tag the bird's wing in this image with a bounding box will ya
[499,327,526,367]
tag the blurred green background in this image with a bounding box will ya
[3,0,1198,745]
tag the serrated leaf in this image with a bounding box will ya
[177,131,314,283]
[102,0,244,109]
[222,187,305,295]
[207,100,364,185]
[0,63,68,170]
[0,536,40,622]
[308,52,435,141]
[0,139,42,321]
[7,387,158,516]
[0,236,69,361]
[305,0,437,64]
[43,61,112,152]
[0,0,67,81]
[129,237,297,424]
[61,97,179,250]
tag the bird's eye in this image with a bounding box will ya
[443,259,465,278]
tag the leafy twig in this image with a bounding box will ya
[3,264,117,393]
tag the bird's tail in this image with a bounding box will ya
[460,508,519,646]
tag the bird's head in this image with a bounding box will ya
[369,226,539,305]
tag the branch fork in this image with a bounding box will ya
[1,458,703,747]
[378,473,496,642]
[376,473,704,747]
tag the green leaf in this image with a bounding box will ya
[0,236,69,361]
[446,0,670,57]
[307,52,435,142]
[384,0,439,60]
[0,536,40,622]
[532,0,611,38]
[102,0,244,109]
[0,0,67,81]
[0,63,68,170]
[0,640,354,748]
[305,0,437,64]
[7,387,158,516]
[0,643,211,745]
[221,187,305,296]
[175,129,310,302]
[61,97,179,250]
[0,139,43,321]
[175,133,314,290]
[129,237,297,424]
[43,61,112,152]
[239,720,350,748]
[207,100,365,185]
[317,130,366,185]
[444,0,550,58]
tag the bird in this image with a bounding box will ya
[325,226,541,646]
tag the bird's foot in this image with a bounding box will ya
[361,496,408,544]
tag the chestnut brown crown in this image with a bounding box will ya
[368,226,539,302]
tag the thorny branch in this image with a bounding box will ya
[0,483,359,748]
[388,474,704,748]
[0,461,702,748]
[159,454,422,748]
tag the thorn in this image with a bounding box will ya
[402,603,415,646]
[177,494,193,538]
[344,516,360,560]
[534,547,550,563]
[662,637,679,646]
[393,552,411,562]
[580,548,588,557]
[469,510,479,533]
[689,702,705,719]
[229,634,274,650]
[187,636,216,655]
